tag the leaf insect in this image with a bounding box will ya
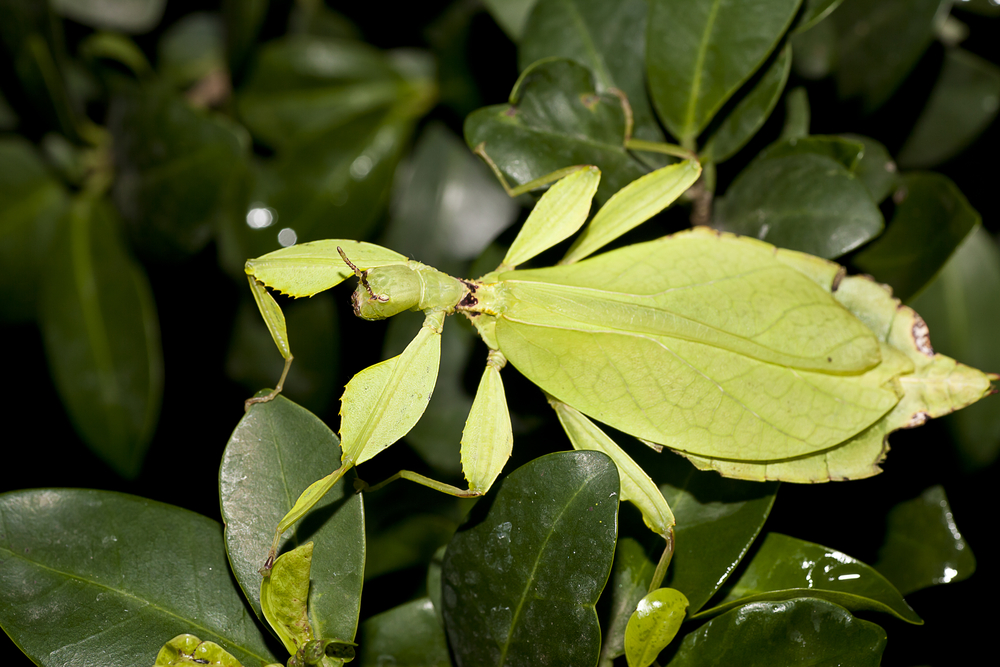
[244,145,994,575]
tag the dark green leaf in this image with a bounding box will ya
[356,598,451,667]
[779,86,810,141]
[50,0,165,33]
[840,134,898,204]
[665,599,886,666]
[702,46,792,164]
[646,0,801,143]
[520,0,666,148]
[39,196,162,478]
[442,451,619,666]
[597,535,659,667]
[0,1,81,140]
[158,12,226,90]
[908,227,1000,468]
[897,48,1000,169]
[790,12,837,80]
[658,456,778,613]
[0,137,67,322]
[829,0,946,112]
[223,0,268,81]
[0,489,279,667]
[696,533,921,624]
[464,58,647,203]
[287,2,360,38]
[110,83,248,258]
[875,485,977,595]
[235,35,414,151]
[853,172,980,301]
[220,395,365,643]
[483,0,538,39]
[794,0,845,32]
[226,293,339,415]
[365,513,458,581]
[757,135,864,170]
[715,151,883,258]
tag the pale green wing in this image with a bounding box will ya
[552,399,674,538]
[460,350,513,493]
[340,310,444,466]
[246,240,409,298]
[500,166,600,269]
[502,228,881,373]
[683,276,995,481]
[494,229,899,463]
[561,160,701,265]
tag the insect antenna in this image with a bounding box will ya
[337,246,389,302]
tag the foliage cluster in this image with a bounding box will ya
[2,1,999,666]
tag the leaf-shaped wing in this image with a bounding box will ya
[495,229,900,463]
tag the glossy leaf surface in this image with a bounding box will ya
[854,172,980,301]
[666,599,886,666]
[829,0,945,111]
[0,136,66,321]
[897,48,1000,168]
[39,196,162,478]
[442,451,619,666]
[715,147,883,258]
[909,227,1000,467]
[0,489,278,667]
[356,598,451,667]
[220,395,364,641]
[841,134,898,204]
[646,0,801,142]
[697,533,920,623]
[110,83,247,258]
[874,485,976,595]
[701,46,791,164]
[464,58,646,203]
[624,588,688,667]
[520,0,665,147]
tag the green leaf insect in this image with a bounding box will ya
[244,150,994,572]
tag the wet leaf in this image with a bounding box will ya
[520,0,667,149]
[702,46,792,164]
[464,58,647,204]
[665,599,886,666]
[715,149,883,259]
[110,82,248,258]
[220,395,365,643]
[158,11,226,90]
[597,535,661,667]
[854,172,980,301]
[226,293,339,415]
[897,48,1000,169]
[646,0,801,143]
[442,451,619,666]
[840,134,898,203]
[829,0,946,112]
[0,489,279,667]
[875,485,976,595]
[261,542,315,655]
[696,533,921,624]
[38,196,162,478]
[51,0,166,33]
[657,456,778,612]
[908,227,1000,468]
[356,598,451,667]
[624,588,688,667]
[0,136,67,322]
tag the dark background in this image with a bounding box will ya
[2,1,997,665]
